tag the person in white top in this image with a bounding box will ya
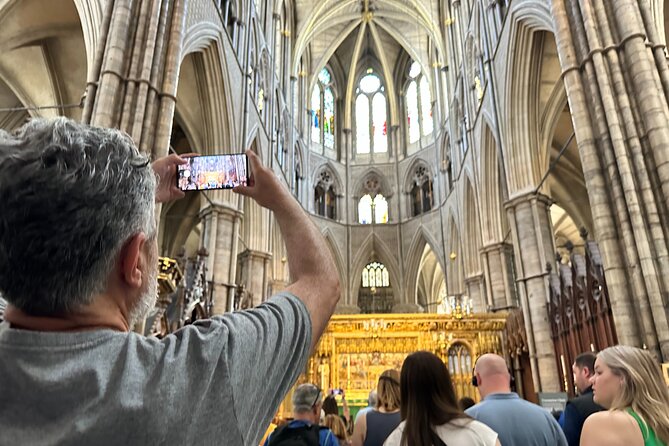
[384,351,500,446]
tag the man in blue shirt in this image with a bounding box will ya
[466,354,568,446]
[559,352,604,446]
[265,384,338,446]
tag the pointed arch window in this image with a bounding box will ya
[410,165,434,216]
[362,262,390,288]
[315,170,337,220]
[355,71,387,154]
[405,61,433,144]
[358,193,389,224]
[311,68,336,150]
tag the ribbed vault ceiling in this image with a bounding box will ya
[293,0,445,85]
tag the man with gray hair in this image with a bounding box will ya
[263,384,338,446]
[0,118,340,445]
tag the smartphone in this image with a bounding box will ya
[177,153,249,191]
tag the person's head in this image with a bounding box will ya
[400,351,467,446]
[572,351,597,394]
[592,346,669,443]
[473,353,512,399]
[0,118,158,327]
[458,396,476,411]
[292,384,322,424]
[323,414,348,441]
[368,390,378,408]
[377,369,401,412]
[322,395,339,416]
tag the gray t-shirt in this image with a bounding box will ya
[0,292,312,446]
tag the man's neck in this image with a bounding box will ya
[579,385,594,395]
[481,387,512,399]
[293,414,314,424]
[3,299,131,332]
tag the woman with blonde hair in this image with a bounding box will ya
[324,414,351,446]
[581,345,669,446]
[351,369,401,446]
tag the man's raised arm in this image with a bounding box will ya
[234,150,340,351]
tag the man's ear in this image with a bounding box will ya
[119,233,148,289]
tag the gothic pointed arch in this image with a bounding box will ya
[312,162,342,220]
[445,212,464,297]
[403,158,434,217]
[159,116,202,258]
[404,227,446,309]
[462,175,482,277]
[503,3,554,195]
[350,233,402,310]
[179,40,235,154]
[354,168,393,224]
[479,120,507,244]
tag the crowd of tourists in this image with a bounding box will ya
[262,348,669,446]
[0,118,668,446]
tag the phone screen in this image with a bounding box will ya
[177,153,248,191]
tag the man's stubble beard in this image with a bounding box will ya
[127,261,159,328]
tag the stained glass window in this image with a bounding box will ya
[409,61,421,78]
[311,86,320,143]
[358,194,373,224]
[372,93,387,153]
[374,195,388,223]
[311,68,336,150]
[275,21,282,76]
[359,193,388,224]
[420,76,433,135]
[355,71,387,154]
[407,81,419,143]
[405,61,433,145]
[356,95,370,154]
[362,262,390,287]
[324,87,335,148]
[360,74,381,93]
[318,68,331,84]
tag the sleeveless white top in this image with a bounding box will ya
[384,418,498,446]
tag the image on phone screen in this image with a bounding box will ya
[177,153,248,191]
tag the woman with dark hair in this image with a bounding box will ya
[385,351,500,446]
[323,391,352,434]
[351,369,402,446]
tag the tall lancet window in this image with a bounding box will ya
[355,71,387,154]
[406,61,433,144]
[311,68,336,149]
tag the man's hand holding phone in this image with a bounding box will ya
[233,150,292,212]
[153,154,189,203]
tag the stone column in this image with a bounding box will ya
[237,249,272,307]
[464,274,485,313]
[505,192,560,392]
[199,203,242,315]
[551,0,669,359]
[481,242,516,310]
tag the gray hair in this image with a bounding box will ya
[0,117,156,315]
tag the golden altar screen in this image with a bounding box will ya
[278,312,506,418]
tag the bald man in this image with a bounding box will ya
[465,354,567,446]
